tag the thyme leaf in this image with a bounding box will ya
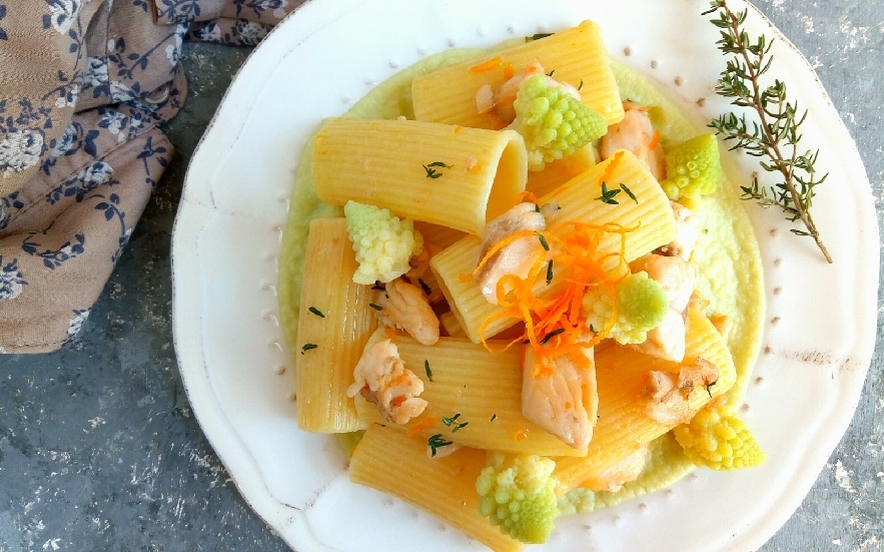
[300,343,318,354]
[427,434,453,457]
[595,181,621,205]
[705,0,832,263]
[308,306,325,318]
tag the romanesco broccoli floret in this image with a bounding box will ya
[582,271,668,344]
[344,200,423,285]
[511,74,607,171]
[660,133,724,200]
[673,407,765,470]
[557,487,597,516]
[475,453,559,544]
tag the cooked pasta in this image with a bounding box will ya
[350,424,524,552]
[411,20,624,129]
[295,218,375,433]
[354,335,587,457]
[311,118,528,235]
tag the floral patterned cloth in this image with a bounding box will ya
[0,0,302,353]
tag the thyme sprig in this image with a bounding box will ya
[704,0,832,263]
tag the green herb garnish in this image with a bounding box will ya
[424,360,434,382]
[427,434,453,457]
[301,343,318,354]
[540,328,566,345]
[595,181,622,205]
[423,161,452,179]
[308,306,325,318]
[620,183,638,204]
[705,0,831,263]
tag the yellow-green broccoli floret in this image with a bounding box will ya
[582,271,668,345]
[511,74,607,171]
[475,453,559,544]
[343,200,423,285]
[673,407,765,470]
[661,133,724,200]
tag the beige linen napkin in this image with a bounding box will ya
[0,0,299,353]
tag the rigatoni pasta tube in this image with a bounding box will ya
[295,218,375,433]
[552,308,737,490]
[354,336,587,457]
[411,20,624,129]
[350,424,524,552]
[431,149,677,344]
[311,118,528,236]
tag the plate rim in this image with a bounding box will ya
[170,1,880,550]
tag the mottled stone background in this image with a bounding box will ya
[1,1,881,551]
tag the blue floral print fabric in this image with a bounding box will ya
[0,0,301,353]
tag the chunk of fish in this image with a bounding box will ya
[644,358,719,426]
[474,202,548,305]
[347,338,428,425]
[521,339,598,450]
[599,102,665,181]
[657,201,699,261]
[374,278,440,346]
[630,254,696,362]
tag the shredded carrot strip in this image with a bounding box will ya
[406,416,437,438]
[597,150,625,188]
[503,63,515,80]
[474,218,636,378]
[470,56,503,73]
[515,429,529,442]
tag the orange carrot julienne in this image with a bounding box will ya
[503,63,515,80]
[598,150,625,188]
[475,220,634,378]
[515,429,529,441]
[470,56,502,73]
[406,416,438,438]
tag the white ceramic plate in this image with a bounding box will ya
[171,1,879,550]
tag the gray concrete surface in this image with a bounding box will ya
[1,1,882,551]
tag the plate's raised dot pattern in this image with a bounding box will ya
[506,24,516,34]
[389,58,400,69]
[447,38,456,48]
[650,60,658,69]
[674,76,683,86]
[624,46,632,56]
[287,392,297,403]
